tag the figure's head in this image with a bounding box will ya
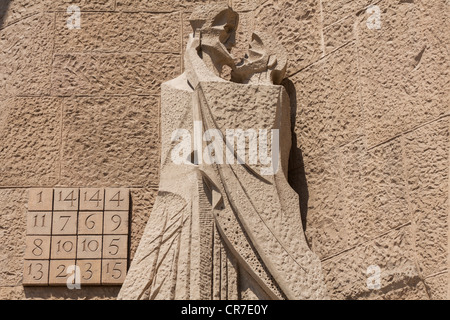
[189,4,239,70]
[231,32,287,85]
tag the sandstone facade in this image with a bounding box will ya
[0,0,448,300]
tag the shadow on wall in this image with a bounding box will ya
[283,79,310,236]
[0,0,11,29]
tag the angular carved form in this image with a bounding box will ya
[118,4,327,300]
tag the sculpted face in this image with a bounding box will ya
[189,5,239,73]
[199,9,239,69]
[231,32,287,85]
[233,33,270,80]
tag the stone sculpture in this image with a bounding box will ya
[118,4,327,300]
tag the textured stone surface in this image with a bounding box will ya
[358,0,448,147]
[404,119,449,277]
[322,0,372,27]
[0,98,61,187]
[357,139,411,245]
[254,0,322,74]
[322,226,420,300]
[291,42,361,161]
[0,0,448,300]
[116,0,210,12]
[323,15,354,55]
[0,13,53,97]
[52,53,180,96]
[0,189,27,257]
[232,0,262,12]
[129,188,158,260]
[60,96,160,187]
[0,0,43,29]
[0,189,27,291]
[55,12,181,54]
[47,0,115,12]
[425,274,447,300]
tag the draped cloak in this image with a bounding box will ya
[118,36,327,300]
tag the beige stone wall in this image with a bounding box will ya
[0,0,448,299]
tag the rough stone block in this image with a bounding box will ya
[116,0,209,12]
[355,138,411,245]
[0,1,41,29]
[232,0,261,12]
[129,188,158,260]
[52,53,180,96]
[424,274,447,300]
[47,0,115,11]
[322,226,419,299]
[0,189,27,257]
[291,42,361,160]
[404,119,449,277]
[60,96,160,187]
[1,254,25,286]
[323,15,354,55]
[0,98,61,187]
[301,149,349,259]
[358,0,448,147]
[55,12,181,54]
[254,0,323,74]
[0,13,53,96]
[322,0,372,27]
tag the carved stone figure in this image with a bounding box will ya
[118,4,327,300]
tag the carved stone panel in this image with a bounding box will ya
[23,188,131,287]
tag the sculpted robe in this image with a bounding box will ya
[118,36,327,300]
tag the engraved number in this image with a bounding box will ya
[37,191,43,203]
[110,191,124,208]
[108,238,120,256]
[59,216,71,231]
[83,263,93,280]
[33,214,46,228]
[56,265,66,278]
[111,214,122,231]
[106,262,123,279]
[84,190,102,207]
[28,263,44,280]
[32,239,43,256]
[59,190,77,207]
[81,239,99,252]
[85,214,96,230]
[56,239,74,253]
